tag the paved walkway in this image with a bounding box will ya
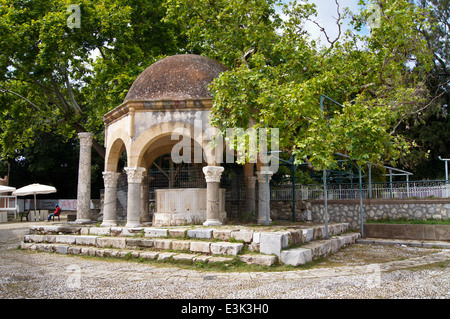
[0,220,449,298]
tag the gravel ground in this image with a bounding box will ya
[0,222,449,300]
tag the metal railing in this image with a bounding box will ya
[270,180,450,201]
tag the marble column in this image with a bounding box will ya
[75,132,93,224]
[125,167,146,228]
[140,176,150,223]
[202,166,224,226]
[256,168,273,225]
[101,171,121,227]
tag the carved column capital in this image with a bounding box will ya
[78,132,94,147]
[124,167,146,184]
[102,171,121,188]
[256,169,273,183]
[202,166,224,183]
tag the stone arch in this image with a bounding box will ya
[129,121,221,168]
[105,137,129,172]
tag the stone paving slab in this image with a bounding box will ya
[358,237,450,249]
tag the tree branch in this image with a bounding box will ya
[62,63,83,116]
[0,86,43,112]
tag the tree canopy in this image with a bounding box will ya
[164,0,436,170]
[0,0,448,185]
[0,0,183,159]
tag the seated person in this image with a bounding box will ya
[47,204,61,221]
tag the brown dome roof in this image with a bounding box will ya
[124,54,229,102]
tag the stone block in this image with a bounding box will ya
[301,228,314,243]
[230,230,253,243]
[172,240,191,251]
[193,255,211,263]
[172,253,197,262]
[96,249,106,257]
[68,246,81,255]
[28,225,43,234]
[80,247,97,256]
[330,237,341,253]
[144,228,168,238]
[208,256,234,263]
[131,251,140,258]
[110,227,123,236]
[19,242,28,250]
[88,227,111,236]
[280,248,312,266]
[168,229,187,238]
[157,252,175,261]
[117,250,133,258]
[303,241,321,258]
[25,234,53,243]
[252,232,261,243]
[40,225,81,234]
[121,227,144,237]
[190,241,211,253]
[139,251,159,260]
[210,242,243,256]
[96,237,127,249]
[55,245,69,254]
[153,239,173,250]
[248,242,260,252]
[259,232,289,257]
[55,235,77,245]
[313,226,326,239]
[126,238,154,249]
[213,229,233,241]
[107,250,120,258]
[238,254,277,266]
[187,229,213,239]
[286,229,302,245]
[75,235,98,246]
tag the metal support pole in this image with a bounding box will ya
[439,156,450,198]
[292,164,296,223]
[406,174,410,198]
[389,169,393,199]
[359,166,364,238]
[439,156,449,183]
[323,169,329,239]
[368,163,372,199]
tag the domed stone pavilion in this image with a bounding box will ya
[75,54,273,227]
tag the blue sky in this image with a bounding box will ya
[277,0,364,47]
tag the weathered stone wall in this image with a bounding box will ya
[309,199,450,229]
[269,201,311,222]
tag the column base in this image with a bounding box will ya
[72,219,92,225]
[203,219,222,226]
[257,218,272,225]
[125,221,142,228]
[101,220,118,227]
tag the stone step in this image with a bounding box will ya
[23,234,245,256]
[20,242,237,265]
[23,223,358,267]
[29,222,351,245]
[280,233,361,266]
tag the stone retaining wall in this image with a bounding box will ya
[364,224,450,241]
[309,199,450,229]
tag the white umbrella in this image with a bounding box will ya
[13,183,57,214]
[0,185,16,193]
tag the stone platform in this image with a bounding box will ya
[20,223,360,267]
